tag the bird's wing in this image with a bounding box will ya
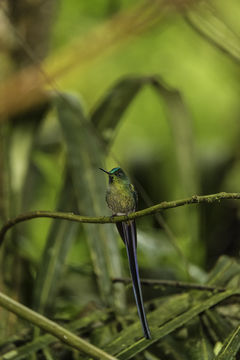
[129,183,138,207]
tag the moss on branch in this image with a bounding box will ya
[0,192,239,245]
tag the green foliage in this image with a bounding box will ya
[0,0,240,359]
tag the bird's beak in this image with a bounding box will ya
[99,168,110,175]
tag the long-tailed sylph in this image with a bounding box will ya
[100,167,151,339]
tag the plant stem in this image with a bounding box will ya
[0,291,117,360]
[0,192,240,245]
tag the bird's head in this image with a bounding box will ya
[99,167,129,185]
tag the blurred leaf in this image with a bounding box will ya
[33,174,78,314]
[104,293,191,356]
[186,2,240,64]
[206,256,240,287]
[91,74,201,265]
[91,75,190,276]
[198,256,240,358]
[144,351,162,360]
[55,92,125,309]
[8,103,49,216]
[215,324,240,360]
[0,308,108,360]
[104,290,236,359]
[151,77,198,196]
[186,317,214,360]
[204,309,233,344]
[150,76,200,263]
[91,76,148,144]
[157,334,189,360]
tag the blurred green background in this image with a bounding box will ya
[0,0,240,357]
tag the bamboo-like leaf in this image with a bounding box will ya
[104,290,237,359]
[151,77,198,196]
[91,75,190,275]
[186,2,240,64]
[91,76,148,144]
[206,256,240,287]
[8,103,49,216]
[33,174,78,314]
[56,93,125,309]
[0,291,117,360]
[0,309,108,360]
[200,256,239,352]
[186,317,214,360]
[151,76,200,258]
[215,324,240,360]
[156,335,189,360]
[204,309,233,343]
[103,293,191,355]
[197,250,240,358]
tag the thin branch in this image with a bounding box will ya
[112,277,226,292]
[0,192,239,245]
[0,291,117,360]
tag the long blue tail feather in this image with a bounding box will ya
[119,220,151,339]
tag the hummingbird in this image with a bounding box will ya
[100,167,151,339]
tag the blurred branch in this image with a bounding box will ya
[0,291,117,360]
[0,192,239,245]
[0,0,195,119]
[112,277,225,292]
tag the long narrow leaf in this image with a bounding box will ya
[56,93,125,309]
[186,317,214,360]
[186,2,240,64]
[91,76,149,144]
[151,77,200,258]
[215,324,240,360]
[104,290,238,359]
[0,291,117,360]
[0,309,108,360]
[33,174,78,314]
[206,256,240,287]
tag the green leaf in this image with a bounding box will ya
[157,335,190,360]
[186,2,240,64]
[32,174,78,314]
[151,77,199,196]
[151,76,200,262]
[91,75,191,275]
[55,93,125,309]
[186,317,214,360]
[104,290,237,359]
[206,256,240,287]
[215,324,240,360]
[8,103,49,216]
[91,76,148,144]
[204,309,233,343]
[0,309,108,360]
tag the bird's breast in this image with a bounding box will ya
[106,184,135,215]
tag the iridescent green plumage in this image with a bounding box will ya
[100,167,151,339]
[105,167,137,215]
